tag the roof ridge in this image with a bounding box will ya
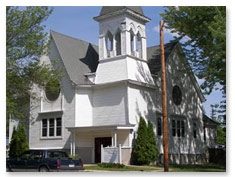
[50,30,98,48]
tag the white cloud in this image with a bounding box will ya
[153,24,180,38]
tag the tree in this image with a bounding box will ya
[210,104,219,121]
[9,127,18,158]
[161,7,226,111]
[146,120,158,164]
[6,7,54,121]
[9,124,29,158]
[17,124,29,153]
[216,126,226,145]
[131,118,158,165]
[131,117,148,165]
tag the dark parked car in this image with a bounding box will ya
[7,150,84,172]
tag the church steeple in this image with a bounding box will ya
[94,6,150,61]
[94,6,154,85]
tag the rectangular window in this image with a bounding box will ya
[193,122,197,138]
[49,118,55,136]
[41,117,62,138]
[172,120,176,137]
[42,119,47,137]
[203,126,206,142]
[56,118,62,136]
[172,118,186,137]
[177,120,181,137]
[157,117,162,136]
[181,120,185,137]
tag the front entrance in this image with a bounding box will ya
[94,137,112,163]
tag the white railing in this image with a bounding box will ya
[101,144,132,164]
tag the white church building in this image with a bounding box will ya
[29,6,207,164]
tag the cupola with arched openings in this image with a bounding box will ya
[94,6,154,85]
[94,6,150,61]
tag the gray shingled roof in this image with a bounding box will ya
[50,30,177,85]
[99,6,144,16]
[147,42,177,74]
[147,42,206,102]
[49,30,205,102]
[203,114,219,126]
[50,31,99,85]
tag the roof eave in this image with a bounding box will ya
[175,43,206,102]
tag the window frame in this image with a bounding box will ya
[105,31,113,57]
[171,117,186,138]
[181,120,185,137]
[42,119,48,137]
[172,85,182,105]
[49,118,55,137]
[193,122,197,139]
[130,29,135,55]
[136,32,142,59]
[41,117,62,139]
[172,119,176,137]
[56,117,62,137]
[157,117,162,136]
[115,29,121,56]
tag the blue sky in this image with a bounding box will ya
[43,6,223,117]
[43,6,169,46]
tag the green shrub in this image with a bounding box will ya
[9,124,29,158]
[216,127,226,145]
[131,117,158,165]
[147,120,158,163]
[97,163,125,168]
[69,154,80,160]
[131,117,149,165]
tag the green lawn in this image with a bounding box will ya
[169,164,226,172]
[84,164,225,172]
[85,164,162,171]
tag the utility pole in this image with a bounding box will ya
[160,20,169,172]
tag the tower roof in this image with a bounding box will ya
[99,6,144,16]
[94,6,150,23]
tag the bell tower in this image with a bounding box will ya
[94,6,154,85]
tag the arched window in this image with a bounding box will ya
[136,32,142,58]
[130,29,135,56]
[115,29,121,56]
[105,31,113,57]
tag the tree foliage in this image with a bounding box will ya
[9,124,29,158]
[146,120,158,163]
[131,117,158,165]
[216,126,226,145]
[161,7,226,106]
[8,127,18,158]
[210,104,219,120]
[6,7,54,120]
[131,117,148,165]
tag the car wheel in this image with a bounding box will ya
[39,166,49,172]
